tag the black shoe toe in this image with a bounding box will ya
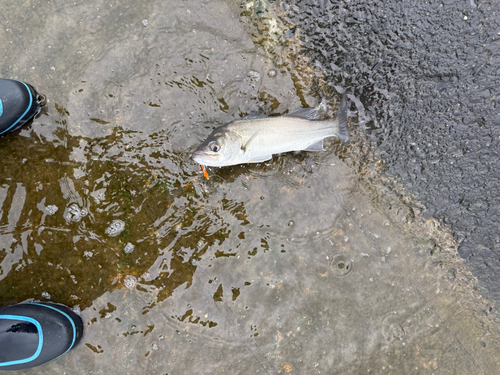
[0,79,42,137]
[0,302,83,370]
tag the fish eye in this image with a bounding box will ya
[209,142,220,152]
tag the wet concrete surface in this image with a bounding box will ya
[0,0,500,373]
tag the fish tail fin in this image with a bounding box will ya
[336,93,349,143]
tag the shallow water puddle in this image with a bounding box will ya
[0,0,499,374]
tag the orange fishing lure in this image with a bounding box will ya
[201,165,209,180]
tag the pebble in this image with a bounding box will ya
[46,205,58,215]
[124,275,137,290]
[124,242,135,254]
[105,220,125,236]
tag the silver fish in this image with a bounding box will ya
[192,95,349,167]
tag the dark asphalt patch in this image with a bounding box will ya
[278,0,500,302]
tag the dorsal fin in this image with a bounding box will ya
[281,107,320,120]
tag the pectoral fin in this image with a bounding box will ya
[242,130,261,153]
[247,155,273,163]
[304,139,325,151]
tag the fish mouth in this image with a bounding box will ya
[191,150,227,167]
[191,150,214,166]
[191,150,203,164]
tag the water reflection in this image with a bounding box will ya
[0,116,254,309]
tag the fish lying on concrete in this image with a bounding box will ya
[192,95,349,167]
